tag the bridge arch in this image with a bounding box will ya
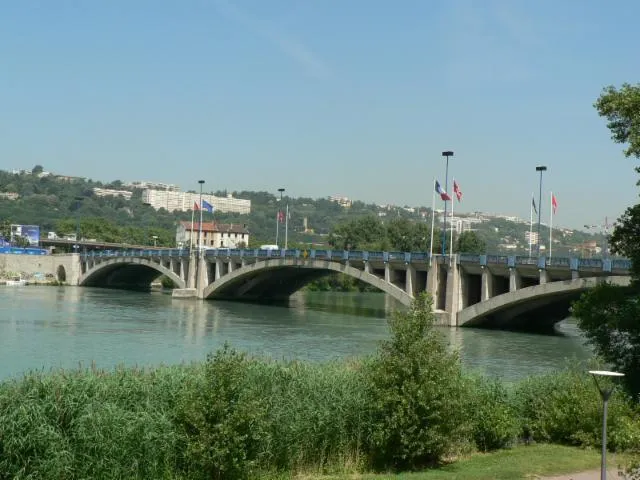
[79,257,186,290]
[202,258,414,306]
[457,275,631,330]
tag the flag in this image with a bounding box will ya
[435,180,451,201]
[202,199,214,213]
[552,194,558,215]
[531,197,537,215]
[453,180,463,201]
[193,201,199,211]
[277,211,285,223]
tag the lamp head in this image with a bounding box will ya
[278,188,285,193]
[442,151,454,157]
[589,370,624,378]
[589,370,624,400]
[535,166,547,172]
[198,180,205,185]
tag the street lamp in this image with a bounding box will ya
[589,370,625,480]
[535,166,547,257]
[441,151,454,256]
[152,235,158,247]
[276,188,285,247]
[74,196,84,253]
[197,180,205,252]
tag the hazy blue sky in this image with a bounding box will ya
[1,1,639,229]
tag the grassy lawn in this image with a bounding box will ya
[304,444,635,480]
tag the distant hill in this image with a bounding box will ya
[0,167,607,255]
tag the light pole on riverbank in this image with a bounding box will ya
[535,166,547,256]
[276,188,285,247]
[589,370,625,480]
[74,196,84,253]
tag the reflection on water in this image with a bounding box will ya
[0,287,592,381]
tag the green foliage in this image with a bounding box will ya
[467,376,519,451]
[0,366,188,479]
[455,231,486,254]
[512,367,640,451]
[609,202,640,279]
[572,283,640,398]
[594,83,640,160]
[365,293,472,470]
[160,275,177,289]
[177,345,268,479]
[13,235,30,248]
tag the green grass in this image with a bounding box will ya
[313,445,634,479]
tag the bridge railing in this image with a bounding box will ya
[78,249,632,274]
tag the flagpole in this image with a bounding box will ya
[529,194,533,258]
[450,178,455,254]
[189,204,195,249]
[429,178,436,265]
[549,191,553,259]
[198,182,204,251]
[285,202,289,250]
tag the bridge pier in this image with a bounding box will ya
[481,267,494,301]
[405,264,416,296]
[444,259,461,327]
[539,269,550,284]
[509,268,521,292]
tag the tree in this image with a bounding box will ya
[595,83,640,161]
[456,231,486,254]
[31,165,44,175]
[572,83,640,398]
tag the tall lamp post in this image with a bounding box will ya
[535,165,547,256]
[589,370,625,480]
[74,196,84,254]
[197,180,205,252]
[152,235,158,247]
[441,151,454,256]
[276,188,285,247]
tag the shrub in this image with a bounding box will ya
[365,293,472,470]
[176,344,269,480]
[468,376,519,451]
[512,367,639,451]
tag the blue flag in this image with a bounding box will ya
[202,200,214,213]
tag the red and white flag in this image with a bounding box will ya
[193,201,200,211]
[277,210,285,223]
[453,180,463,202]
[552,194,558,214]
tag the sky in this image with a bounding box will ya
[1,0,639,230]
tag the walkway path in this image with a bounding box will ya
[540,467,618,479]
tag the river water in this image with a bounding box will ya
[0,287,592,382]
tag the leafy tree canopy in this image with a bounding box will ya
[573,83,640,398]
[455,231,486,254]
[595,83,640,161]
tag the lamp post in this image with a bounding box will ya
[589,370,625,480]
[74,196,84,254]
[197,180,205,252]
[152,235,158,247]
[276,188,285,247]
[441,151,454,256]
[535,166,547,256]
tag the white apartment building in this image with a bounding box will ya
[176,221,250,248]
[142,189,251,214]
[525,231,539,245]
[92,188,133,200]
[125,180,180,191]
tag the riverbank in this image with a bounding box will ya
[1,294,638,479]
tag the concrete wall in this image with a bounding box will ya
[0,253,80,285]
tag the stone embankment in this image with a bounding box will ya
[0,253,80,285]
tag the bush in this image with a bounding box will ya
[512,366,640,451]
[176,344,268,480]
[468,376,519,451]
[0,366,187,479]
[365,293,472,470]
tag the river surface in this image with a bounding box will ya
[0,287,593,382]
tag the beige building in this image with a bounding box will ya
[143,189,251,215]
[92,187,133,200]
[176,221,250,249]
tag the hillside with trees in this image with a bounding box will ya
[0,167,606,256]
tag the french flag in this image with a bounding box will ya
[435,180,451,201]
